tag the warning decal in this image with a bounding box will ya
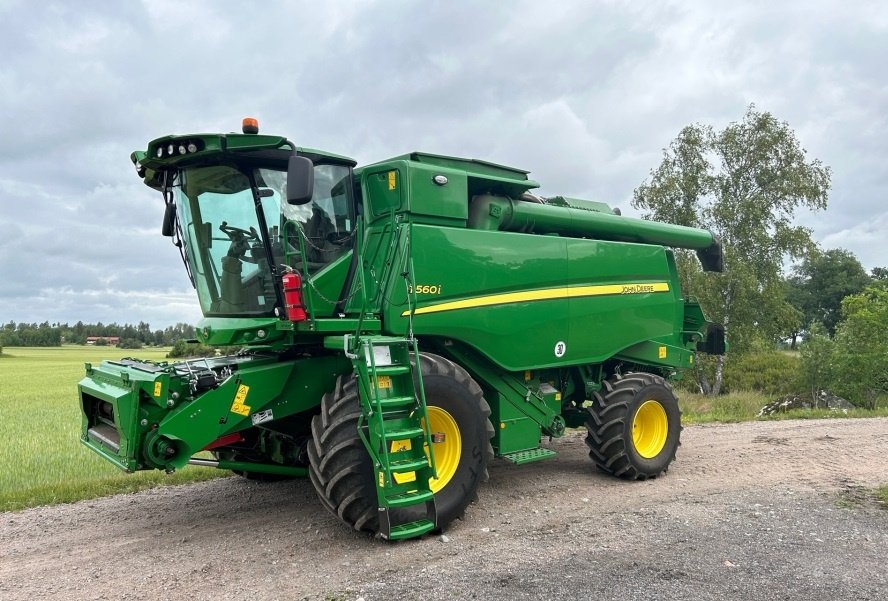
[230,384,252,416]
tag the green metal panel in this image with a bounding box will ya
[381,224,686,372]
[404,163,468,224]
[195,317,283,346]
[395,225,570,370]
[387,152,532,180]
[564,237,679,364]
[364,167,404,217]
[492,392,541,454]
[302,250,354,316]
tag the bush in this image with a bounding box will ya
[828,287,888,408]
[721,351,801,396]
[117,338,144,349]
[797,325,835,401]
[166,340,242,359]
[167,340,212,358]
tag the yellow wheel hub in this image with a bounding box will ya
[632,400,668,459]
[390,406,461,492]
[425,406,461,493]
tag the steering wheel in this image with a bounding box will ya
[219,222,259,240]
[220,222,260,261]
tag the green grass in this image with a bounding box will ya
[0,346,227,512]
[760,407,888,420]
[876,486,888,509]
[679,390,765,424]
[679,390,888,424]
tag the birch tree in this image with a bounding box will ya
[633,105,830,394]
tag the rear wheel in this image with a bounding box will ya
[307,353,494,535]
[585,372,681,480]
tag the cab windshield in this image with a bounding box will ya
[172,162,354,317]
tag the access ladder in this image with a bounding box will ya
[350,335,439,540]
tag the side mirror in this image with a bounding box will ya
[287,156,314,205]
[162,203,177,237]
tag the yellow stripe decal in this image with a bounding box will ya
[401,282,670,316]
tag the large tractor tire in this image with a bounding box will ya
[307,353,494,535]
[585,372,681,480]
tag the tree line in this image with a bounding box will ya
[0,321,197,348]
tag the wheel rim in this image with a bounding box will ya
[390,406,462,492]
[425,406,462,493]
[632,400,668,458]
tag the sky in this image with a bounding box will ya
[1,0,886,329]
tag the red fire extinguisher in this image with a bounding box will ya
[282,271,307,322]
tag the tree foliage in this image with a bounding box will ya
[633,105,830,394]
[797,323,836,401]
[798,286,888,409]
[785,248,871,342]
[871,267,888,286]
[831,287,888,408]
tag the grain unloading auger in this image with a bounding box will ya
[78,119,725,540]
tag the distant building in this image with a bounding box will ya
[85,336,120,345]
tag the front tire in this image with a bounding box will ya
[585,372,681,480]
[307,353,494,535]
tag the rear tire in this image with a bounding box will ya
[585,372,681,480]
[307,353,494,535]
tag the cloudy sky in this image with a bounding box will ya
[1,1,886,328]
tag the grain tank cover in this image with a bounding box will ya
[392,152,532,180]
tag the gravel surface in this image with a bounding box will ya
[2,417,887,600]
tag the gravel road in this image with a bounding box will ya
[2,417,887,601]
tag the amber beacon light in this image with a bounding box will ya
[242,117,259,134]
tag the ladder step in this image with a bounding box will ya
[386,489,434,507]
[385,519,435,541]
[365,336,413,346]
[389,457,431,473]
[377,395,417,409]
[374,365,411,376]
[382,426,425,441]
[502,448,557,465]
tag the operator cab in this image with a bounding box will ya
[151,123,357,319]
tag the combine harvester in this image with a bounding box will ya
[79,119,725,540]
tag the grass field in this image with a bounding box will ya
[0,346,225,511]
[678,390,888,424]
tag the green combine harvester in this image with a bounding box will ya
[79,118,725,540]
